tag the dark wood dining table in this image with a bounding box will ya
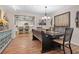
[32,29,65,53]
[44,31,64,51]
[46,31,64,39]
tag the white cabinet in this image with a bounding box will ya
[0,30,12,53]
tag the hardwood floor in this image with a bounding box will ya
[2,33,79,54]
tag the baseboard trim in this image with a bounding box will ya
[71,41,79,46]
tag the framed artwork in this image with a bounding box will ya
[54,12,70,27]
[75,11,79,27]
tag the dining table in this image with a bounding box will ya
[32,29,65,53]
[46,31,64,39]
[44,31,65,51]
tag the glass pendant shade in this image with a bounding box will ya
[42,16,51,20]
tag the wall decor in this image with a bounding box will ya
[0,10,1,19]
[54,12,70,27]
[3,13,8,21]
[75,11,79,27]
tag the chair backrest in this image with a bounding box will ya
[25,26,29,30]
[64,28,74,43]
[18,27,23,31]
[54,27,65,33]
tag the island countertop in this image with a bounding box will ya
[0,29,12,33]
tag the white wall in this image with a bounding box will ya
[0,6,16,39]
[5,12,16,39]
[52,6,79,46]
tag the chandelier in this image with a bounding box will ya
[42,6,51,20]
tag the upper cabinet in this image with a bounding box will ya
[14,15,35,26]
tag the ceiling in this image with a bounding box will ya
[1,5,74,16]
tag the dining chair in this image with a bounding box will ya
[25,26,29,33]
[54,27,65,33]
[53,28,74,54]
[18,27,24,34]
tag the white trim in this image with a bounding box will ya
[71,41,79,46]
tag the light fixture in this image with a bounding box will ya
[42,6,51,20]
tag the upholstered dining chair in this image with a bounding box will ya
[18,27,24,34]
[53,28,74,54]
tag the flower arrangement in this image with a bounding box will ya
[0,18,8,30]
[0,19,8,25]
